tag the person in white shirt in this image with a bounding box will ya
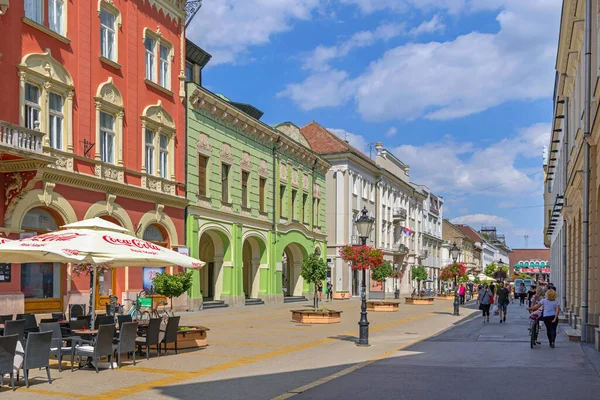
[527,289,560,348]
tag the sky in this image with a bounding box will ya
[186,0,562,250]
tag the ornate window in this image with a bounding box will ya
[94,78,124,165]
[143,28,172,91]
[18,50,74,151]
[98,0,121,63]
[25,0,43,24]
[140,101,176,180]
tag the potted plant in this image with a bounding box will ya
[405,266,433,304]
[332,290,350,300]
[366,262,399,311]
[290,254,342,324]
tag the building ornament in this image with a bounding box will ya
[240,152,252,171]
[196,133,211,156]
[106,193,117,215]
[220,143,234,164]
[259,159,269,177]
[292,169,299,187]
[280,163,287,182]
[42,181,56,206]
[4,170,42,223]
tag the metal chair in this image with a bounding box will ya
[95,315,115,327]
[22,314,38,336]
[113,322,138,368]
[39,322,74,372]
[3,319,25,344]
[135,318,162,360]
[52,313,66,321]
[0,315,13,324]
[0,334,18,391]
[22,331,53,388]
[39,318,58,324]
[160,316,180,355]
[117,314,132,329]
[71,324,116,373]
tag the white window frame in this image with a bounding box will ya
[159,44,170,90]
[48,0,65,35]
[140,101,176,181]
[100,9,116,61]
[94,77,124,166]
[145,37,156,82]
[143,28,172,91]
[145,128,155,175]
[24,83,41,131]
[48,92,64,150]
[99,111,115,164]
[159,133,169,178]
[25,0,43,25]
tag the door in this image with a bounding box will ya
[206,262,214,299]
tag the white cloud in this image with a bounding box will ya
[187,0,321,65]
[340,0,472,14]
[385,127,398,137]
[408,14,445,36]
[327,128,371,154]
[303,22,405,72]
[281,0,561,121]
[451,214,512,228]
[276,69,356,109]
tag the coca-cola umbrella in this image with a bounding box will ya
[0,218,204,327]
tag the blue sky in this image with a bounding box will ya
[187,0,562,249]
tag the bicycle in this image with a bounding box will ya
[150,299,175,322]
[124,290,152,322]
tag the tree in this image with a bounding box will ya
[371,261,393,283]
[152,271,193,310]
[474,277,481,284]
[411,266,428,296]
[484,262,498,278]
[301,253,328,309]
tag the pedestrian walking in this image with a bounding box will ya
[496,282,510,323]
[477,283,492,323]
[528,289,560,348]
[316,281,323,302]
[468,281,474,298]
[458,284,466,305]
[527,284,537,308]
[518,282,526,306]
[326,282,333,302]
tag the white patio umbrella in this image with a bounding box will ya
[477,273,494,281]
[467,274,475,281]
[0,217,204,327]
[0,238,12,244]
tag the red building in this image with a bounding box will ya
[0,0,188,315]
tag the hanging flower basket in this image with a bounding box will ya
[339,245,384,270]
[71,263,110,277]
[439,262,467,282]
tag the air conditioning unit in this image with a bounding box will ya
[68,304,86,320]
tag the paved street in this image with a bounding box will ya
[293,303,600,400]
[2,298,479,399]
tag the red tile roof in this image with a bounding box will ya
[455,225,483,243]
[300,122,377,167]
[509,249,549,267]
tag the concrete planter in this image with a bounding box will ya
[366,301,399,312]
[332,292,350,300]
[437,295,455,300]
[405,297,435,305]
[291,309,342,324]
[167,326,209,349]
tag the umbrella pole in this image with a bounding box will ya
[91,264,97,329]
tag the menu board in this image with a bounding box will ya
[0,264,10,282]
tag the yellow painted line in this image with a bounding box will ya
[209,340,292,348]
[177,352,245,359]
[22,388,81,398]
[120,366,177,375]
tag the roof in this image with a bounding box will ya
[300,122,377,168]
[455,225,483,243]
[509,249,550,266]
[215,94,264,120]
[186,40,212,70]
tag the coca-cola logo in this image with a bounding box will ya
[63,249,80,256]
[30,232,86,242]
[102,235,161,251]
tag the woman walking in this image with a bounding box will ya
[477,283,492,323]
[458,284,466,305]
[496,282,510,323]
[518,282,526,306]
[528,289,560,347]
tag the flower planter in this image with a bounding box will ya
[332,292,350,300]
[437,295,455,300]
[366,301,399,312]
[291,309,342,324]
[404,297,435,305]
[167,326,209,349]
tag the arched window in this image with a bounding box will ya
[142,224,168,291]
[94,78,124,166]
[18,50,74,151]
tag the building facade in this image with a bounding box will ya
[413,185,444,292]
[185,67,329,307]
[442,220,480,273]
[509,249,550,283]
[0,0,188,315]
[545,0,600,345]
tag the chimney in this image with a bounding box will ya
[375,142,383,156]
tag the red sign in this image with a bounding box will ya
[102,236,161,251]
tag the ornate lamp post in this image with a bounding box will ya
[393,263,400,299]
[355,206,375,347]
[449,242,461,316]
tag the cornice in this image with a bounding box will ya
[188,205,272,228]
[142,0,186,24]
[189,86,330,174]
[0,159,54,172]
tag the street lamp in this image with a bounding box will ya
[355,206,375,347]
[393,263,399,299]
[449,242,461,316]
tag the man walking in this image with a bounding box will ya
[497,282,510,323]
[517,282,526,306]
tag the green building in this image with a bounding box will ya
[185,42,329,308]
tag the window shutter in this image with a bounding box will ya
[198,156,207,196]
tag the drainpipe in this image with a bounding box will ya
[581,0,592,343]
[272,137,281,296]
[562,97,569,311]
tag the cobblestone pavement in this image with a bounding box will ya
[2,298,480,399]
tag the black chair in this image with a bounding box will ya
[71,324,116,373]
[3,319,25,344]
[22,331,53,388]
[0,334,18,391]
[117,315,132,329]
[135,318,162,360]
[15,314,27,321]
[52,313,66,321]
[160,316,180,355]
[23,314,38,336]
[95,315,115,327]
[39,322,74,372]
[113,322,138,368]
[40,318,58,324]
[0,315,13,324]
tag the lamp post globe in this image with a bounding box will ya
[450,242,461,316]
[355,207,374,347]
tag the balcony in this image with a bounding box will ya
[393,207,407,222]
[0,121,45,155]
